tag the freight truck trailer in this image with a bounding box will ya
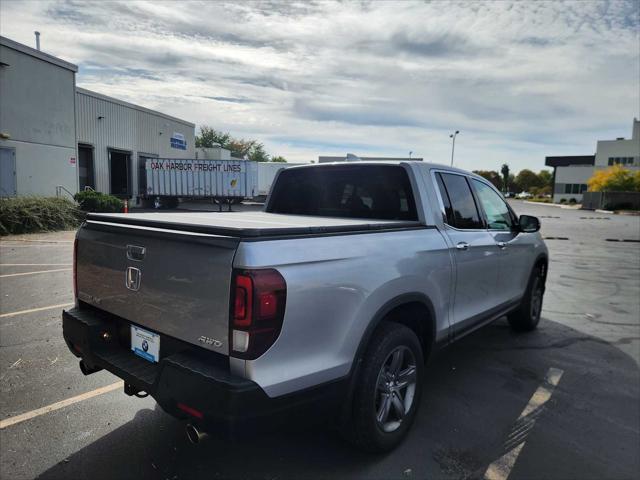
[142,158,258,208]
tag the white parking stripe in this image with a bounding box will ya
[0,303,73,318]
[1,263,72,266]
[0,382,123,430]
[483,367,564,480]
[0,268,72,278]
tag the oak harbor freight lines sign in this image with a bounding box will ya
[145,158,256,198]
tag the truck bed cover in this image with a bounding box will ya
[86,211,423,238]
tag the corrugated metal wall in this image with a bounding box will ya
[75,89,195,198]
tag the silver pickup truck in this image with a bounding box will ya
[63,161,547,452]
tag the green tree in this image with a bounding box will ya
[500,164,510,192]
[271,156,287,163]
[195,126,230,149]
[538,170,552,188]
[248,143,270,162]
[473,170,502,189]
[515,169,542,192]
[196,125,272,161]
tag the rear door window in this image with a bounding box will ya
[267,165,418,221]
[437,173,484,229]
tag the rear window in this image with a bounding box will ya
[266,165,418,221]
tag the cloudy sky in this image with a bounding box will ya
[1,0,638,171]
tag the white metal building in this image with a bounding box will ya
[0,36,195,202]
[0,36,78,197]
[546,119,640,203]
[76,88,195,203]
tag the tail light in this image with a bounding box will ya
[230,269,286,360]
[73,238,78,301]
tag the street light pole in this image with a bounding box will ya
[449,130,460,166]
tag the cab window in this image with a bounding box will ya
[472,179,514,230]
[437,173,484,229]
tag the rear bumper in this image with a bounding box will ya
[62,306,346,434]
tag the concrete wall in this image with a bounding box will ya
[0,37,78,196]
[75,88,195,199]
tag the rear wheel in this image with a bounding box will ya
[343,322,423,452]
[508,265,545,332]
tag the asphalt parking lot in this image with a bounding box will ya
[1,201,639,480]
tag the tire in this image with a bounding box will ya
[343,322,424,453]
[508,265,545,332]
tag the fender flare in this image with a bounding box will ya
[340,292,436,421]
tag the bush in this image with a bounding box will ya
[0,197,83,235]
[74,191,124,213]
[559,198,567,204]
[568,198,577,204]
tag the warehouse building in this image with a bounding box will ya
[0,36,78,197]
[76,88,194,203]
[0,36,195,202]
[546,119,639,203]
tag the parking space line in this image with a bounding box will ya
[0,382,123,430]
[0,244,71,248]
[483,367,564,480]
[0,239,73,244]
[1,263,72,266]
[0,268,72,278]
[0,303,73,318]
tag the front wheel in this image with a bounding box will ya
[343,322,423,452]
[508,266,545,332]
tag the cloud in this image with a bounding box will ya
[1,0,638,171]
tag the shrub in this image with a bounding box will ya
[74,191,124,213]
[0,197,83,235]
[568,198,577,204]
[559,198,567,204]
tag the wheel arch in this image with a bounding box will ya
[341,293,436,422]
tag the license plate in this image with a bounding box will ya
[131,325,160,363]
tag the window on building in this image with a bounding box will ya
[571,184,580,194]
[608,157,614,166]
[565,184,572,194]
[581,184,588,193]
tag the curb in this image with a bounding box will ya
[595,209,614,214]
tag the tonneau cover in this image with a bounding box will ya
[86,211,422,237]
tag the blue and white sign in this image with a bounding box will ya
[131,325,160,363]
[170,132,187,150]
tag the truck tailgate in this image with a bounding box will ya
[76,222,239,355]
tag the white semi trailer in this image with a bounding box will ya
[143,158,258,208]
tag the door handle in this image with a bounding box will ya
[456,242,469,251]
[496,241,507,249]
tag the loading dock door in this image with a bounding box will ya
[0,147,16,197]
[109,150,131,196]
[78,144,95,191]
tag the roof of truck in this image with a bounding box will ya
[286,160,480,177]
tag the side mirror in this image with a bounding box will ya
[519,215,540,233]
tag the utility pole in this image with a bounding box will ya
[449,130,460,166]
